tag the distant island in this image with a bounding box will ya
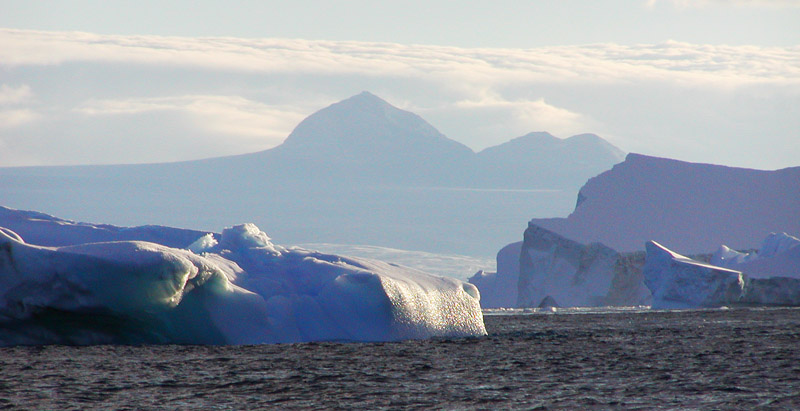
[0,92,624,258]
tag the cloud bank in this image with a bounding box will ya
[1,29,798,169]
[3,29,796,86]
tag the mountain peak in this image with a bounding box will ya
[509,132,561,148]
[565,133,626,161]
[520,131,560,142]
[280,91,459,152]
[271,93,474,184]
[335,91,391,110]
[565,133,601,143]
[351,90,383,101]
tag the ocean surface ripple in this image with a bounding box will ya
[1,308,798,410]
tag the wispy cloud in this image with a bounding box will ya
[439,94,597,145]
[0,84,39,129]
[0,84,34,105]
[76,95,306,143]
[0,109,39,129]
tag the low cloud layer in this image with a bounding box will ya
[1,29,798,169]
[3,29,796,86]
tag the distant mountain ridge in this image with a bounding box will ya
[226,91,625,188]
[475,131,625,188]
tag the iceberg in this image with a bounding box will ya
[0,209,485,346]
[0,206,209,249]
[643,241,746,309]
[467,241,521,308]
[710,232,800,279]
[516,223,650,308]
[644,240,800,309]
[489,153,800,309]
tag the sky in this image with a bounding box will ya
[1,0,799,169]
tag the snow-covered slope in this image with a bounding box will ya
[533,153,800,254]
[0,208,486,346]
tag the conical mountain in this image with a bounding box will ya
[261,91,474,185]
[280,91,470,154]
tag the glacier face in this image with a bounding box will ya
[516,224,650,308]
[0,209,486,346]
[644,240,800,309]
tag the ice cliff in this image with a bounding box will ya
[644,239,800,309]
[0,208,486,346]
[515,224,650,308]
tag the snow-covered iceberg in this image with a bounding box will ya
[0,209,485,346]
[643,241,746,309]
[710,232,800,279]
[644,240,800,309]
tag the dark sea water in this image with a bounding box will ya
[1,308,799,410]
